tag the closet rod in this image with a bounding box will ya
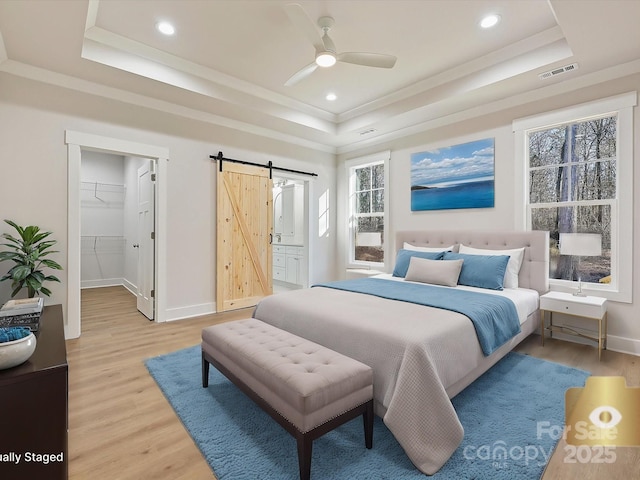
[81,180,125,187]
[210,151,318,178]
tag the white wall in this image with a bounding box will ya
[0,74,337,332]
[389,126,515,234]
[4,66,635,352]
[338,72,640,355]
[80,151,126,288]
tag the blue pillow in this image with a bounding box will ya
[392,249,445,277]
[443,252,510,290]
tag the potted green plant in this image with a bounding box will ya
[0,220,62,298]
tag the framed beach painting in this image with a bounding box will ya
[410,138,495,211]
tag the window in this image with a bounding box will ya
[528,116,615,284]
[514,92,636,302]
[346,151,390,267]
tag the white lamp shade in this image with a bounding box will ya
[356,232,381,247]
[559,233,602,256]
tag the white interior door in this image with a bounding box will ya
[137,161,155,319]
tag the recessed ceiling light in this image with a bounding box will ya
[156,21,175,36]
[480,14,501,29]
[326,93,337,101]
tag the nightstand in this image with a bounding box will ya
[540,291,608,360]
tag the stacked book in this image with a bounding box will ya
[0,297,44,331]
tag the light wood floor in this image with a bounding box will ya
[68,286,639,480]
[516,330,640,480]
[68,287,250,479]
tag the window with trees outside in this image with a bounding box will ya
[347,152,389,266]
[515,92,635,302]
[528,115,615,284]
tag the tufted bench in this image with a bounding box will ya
[201,318,374,480]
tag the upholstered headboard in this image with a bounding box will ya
[395,230,550,295]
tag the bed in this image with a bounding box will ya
[253,229,549,474]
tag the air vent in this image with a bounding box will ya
[539,63,579,80]
[360,128,377,136]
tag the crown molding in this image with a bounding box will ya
[0,59,337,154]
[2,44,638,158]
[336,58,640,155]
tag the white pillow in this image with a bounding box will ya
[403,242,455,253]
[458,244,525,289]
[405,256,463,287]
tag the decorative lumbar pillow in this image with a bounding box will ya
[458,244,525,289]
[403,242,455,253]
[405,256,464,287]
[392,249,445,277]
[443,252,510,290]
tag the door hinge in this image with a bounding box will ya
[151,173,156,181]
[151,231,155,240]
[150,289,155,298]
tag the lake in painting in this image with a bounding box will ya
[411,177,494,210]
[411,138,495,211]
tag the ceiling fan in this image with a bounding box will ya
[284,3,397,87]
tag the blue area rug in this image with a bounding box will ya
[145,348,589,479]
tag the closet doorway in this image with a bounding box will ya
[272,174,310,292]
[80,152,156,320]
[66,130,169,339]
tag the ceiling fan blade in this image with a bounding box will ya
[284,3,324,51]
[321,32,336,53]
[337,52,397,69]
[284,62,319,87]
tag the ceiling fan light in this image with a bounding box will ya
[315,52,337,68]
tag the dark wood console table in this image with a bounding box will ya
[0,304,68,480]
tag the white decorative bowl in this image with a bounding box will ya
[0,333,37,370]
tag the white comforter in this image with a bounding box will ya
[252,281,537,474]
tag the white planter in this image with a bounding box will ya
[0,333,37,370]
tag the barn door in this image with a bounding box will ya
[217,162,273,311]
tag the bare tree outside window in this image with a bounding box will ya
[528,115,616,284]
[352,162,384,263]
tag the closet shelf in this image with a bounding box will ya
[81,235,125,239]
[81,181,126,203]
[81,235,126,252]
[80,180,126,190]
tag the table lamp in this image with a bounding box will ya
[356,232,382,247]
[559,233,602,296]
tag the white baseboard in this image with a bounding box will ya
[122,278,137,296]
[81,278,138,299]
[606,334,640,357]
[165,302,216,322]
[80,280,217,324]
[540,330,640,358]
[81,278,124,289]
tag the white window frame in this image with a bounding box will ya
[345,151,390,270]
[513,92,636,302]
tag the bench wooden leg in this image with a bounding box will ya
[296,434,312,480]
[363,399,373,449]
[201,351,209,388]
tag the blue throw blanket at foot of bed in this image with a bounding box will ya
[314,278,521,355]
